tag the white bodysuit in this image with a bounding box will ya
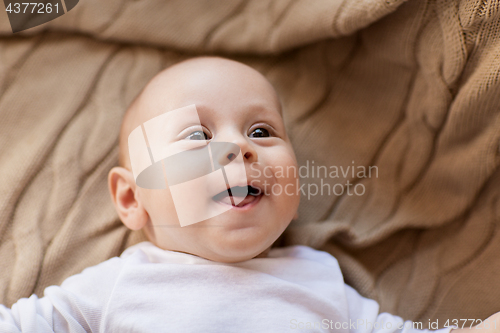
[0,243,453,333]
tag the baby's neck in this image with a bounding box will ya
[254,247,271,259]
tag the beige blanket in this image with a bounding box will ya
[1,0,499,326]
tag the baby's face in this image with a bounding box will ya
[113,58,299,262]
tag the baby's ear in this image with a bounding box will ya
[108,167,149,230]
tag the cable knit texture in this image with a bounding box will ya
[0,0,499,327]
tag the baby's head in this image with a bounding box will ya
[108,57,300,263]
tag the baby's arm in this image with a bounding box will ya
[0,256,124,333]
[344,284,446,333]
[451,313,500,333]
[344,284,500,333]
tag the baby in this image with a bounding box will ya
[0,57,497,333]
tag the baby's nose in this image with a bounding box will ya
[210,142,241,168]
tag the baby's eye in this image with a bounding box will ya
[249,128,270,138]
[185,130,210,140]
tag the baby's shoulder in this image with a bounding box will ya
[61,243,152,286]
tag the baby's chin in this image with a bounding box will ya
[200,225,282,262]
[201,249,270,263]
[145,229,274,263]
[196,238,273,263]
[144,208,288,262]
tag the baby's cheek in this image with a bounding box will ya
[272,155,300,211]
[141,188,180,226]
[274,152,299,183]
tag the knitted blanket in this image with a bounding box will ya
[1,0,499,326]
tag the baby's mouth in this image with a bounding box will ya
[212,185,262,207]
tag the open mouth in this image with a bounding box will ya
[212,185,262,208]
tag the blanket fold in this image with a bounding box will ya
[0,0,499,325]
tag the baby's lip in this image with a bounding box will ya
[211,184,263,208]
[212,184,262,202]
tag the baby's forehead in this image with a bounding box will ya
[133,83,281,127]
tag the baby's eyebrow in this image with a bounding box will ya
[251,107,284,122]
[243,101,281,112]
